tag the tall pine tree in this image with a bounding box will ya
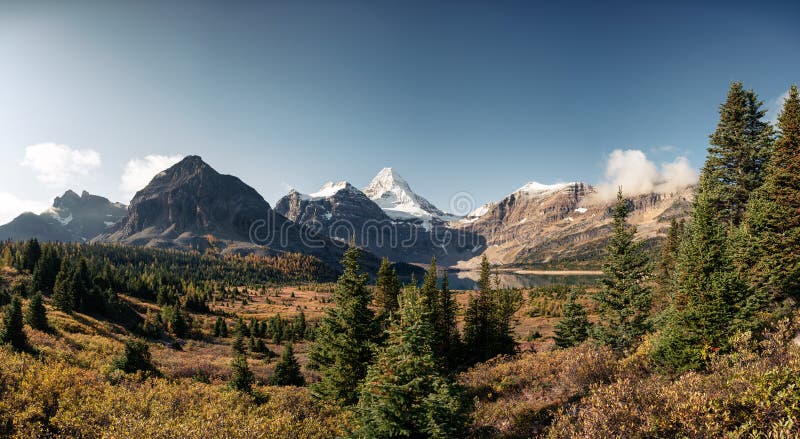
[650,84,771,372]
[704,81,773,226]
[374,257,400,317]
[357,287,469,438]
[592,189,652,353]
[463,255,521,364]
[30,246,61,295]
[739,85,800,302]
[0,296,27,351]
[309,247,379,405]
[25,292,49,331]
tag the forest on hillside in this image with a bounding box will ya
[1,82,800,438]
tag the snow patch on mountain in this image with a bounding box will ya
[515,181,575,195]
[310,181,350,199]
[45,208,73,225]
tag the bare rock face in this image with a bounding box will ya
[51,190,127,239]
[94,156,347,265]
[453,183,694,268]
[0,190,127,242]
[275,180,485,265]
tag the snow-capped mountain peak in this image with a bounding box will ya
[309,181,352,199]
[363,168,446,220]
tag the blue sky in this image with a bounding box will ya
[0,0,798,222]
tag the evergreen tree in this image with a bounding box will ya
[704,81,773,226]
[292,311,306,340]
[112,339,157,374]
[592,189,652,353]
[30,246,61,295]
[656,218,685,304]
[740,85,800,302]
[463,255,521,364]
[24,292,49,331]
[309,247,379,405]
[270,343,305,386]
[229,354,254,393]
[52,255,81,314]
[163,305,188,338]
[0,296,26,351]
[374,257,400,316]
[463,255,493,363]
[553,292,589,348]
[213,316,228,337]
[357,288,469,438]
[652,165,754,372]
[235,317,250,338]
[232,334,246,355]
[436,271,461,369]
[20,238,42,273]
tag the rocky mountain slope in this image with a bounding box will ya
[452,182,694,268]
[93,156,348,266]
[275,177,484,265]
[2,158,694,269]
[0,190,126,242]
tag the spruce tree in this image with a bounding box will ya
[112,339,157,374]
[656,218,685,305]
[592,189,652,353]
[704,81,773,226]
[230,354,254,393]
[20,238,41,273]
[270,343,305,386]
[29,246,61,296]
[463,255,494,363]
[652,166,754,371]
[553,292,589,348]
[232,334,246,355]
[374,257,400,316]
[357,288,469,438]
[436,271,461,369]
[309,247,379,405]
[463,255,521,364]
[0,296,26,351]
[24,292,49,331]
[214,316,228,337]
[740,85,800,302]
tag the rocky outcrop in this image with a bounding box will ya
[453,183,694,268]
[275,180,485,266]
[0,190,127,242]
[94,156,348,266]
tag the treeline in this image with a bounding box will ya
[0,241,336,311]
[551,83,800,374]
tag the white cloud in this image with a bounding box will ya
[120,154,184,200]
[766,89,791,126]
[21,143,102,186]
[596,149,698,200]
[0,193,49,224]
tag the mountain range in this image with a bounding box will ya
[0,156,693,269]
[0,190,126,242]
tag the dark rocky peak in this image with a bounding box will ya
[53,190,118,211]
